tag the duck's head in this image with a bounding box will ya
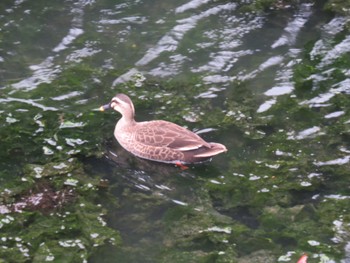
[100,93,135,119]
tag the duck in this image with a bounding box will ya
[100,93,227,164]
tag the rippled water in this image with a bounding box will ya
[1,0,350,262]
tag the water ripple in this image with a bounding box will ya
[8,0,89,91]
[287,126,324,140]
[138,3,237,67]
[0,97,58,111]
[310,17,348,60]
[51,91,82,101]
[175,0,211,14]
[99,16,148,25]
[114,3,237,84]
[300,78,350,107]
[314,156,350,166]
[271,3,313,48]
[319,35,350,68]
[324,111,345,119]
[192,15,263,79]
[66,45,101,63]
[53,28,84,53]
[11,57,60,91]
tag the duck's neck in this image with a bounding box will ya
[119,112,136,126]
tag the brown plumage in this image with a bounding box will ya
[100,93,227,164]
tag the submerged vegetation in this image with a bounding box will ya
[1,0,350,262]
[0,159,121,262]
[238,0,350,16]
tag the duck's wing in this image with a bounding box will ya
[133,120,211,151]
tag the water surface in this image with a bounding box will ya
[1,0,350,262]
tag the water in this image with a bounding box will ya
[1,0,350,262]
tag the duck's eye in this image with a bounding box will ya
[110,101,118,108]
[110,99,120,108]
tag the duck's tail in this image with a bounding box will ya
[193,142,227,158]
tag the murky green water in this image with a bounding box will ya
[1,0,350,262]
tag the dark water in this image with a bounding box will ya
[1,0,350,262]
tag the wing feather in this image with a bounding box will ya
[133,120,210,151]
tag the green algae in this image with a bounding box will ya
[143,11,350,262]
[324,0,350,16]
[0,157,121,262]
[237,0,305,13]
[1,1,350,262]
[2,51,350,262]
[237,0,350,16]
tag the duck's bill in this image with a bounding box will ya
[99,103,111,111]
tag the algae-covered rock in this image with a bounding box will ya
[237,249,276,263]
[324,0,350,16]
[24,159,79,179]
[0,157,121,262]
